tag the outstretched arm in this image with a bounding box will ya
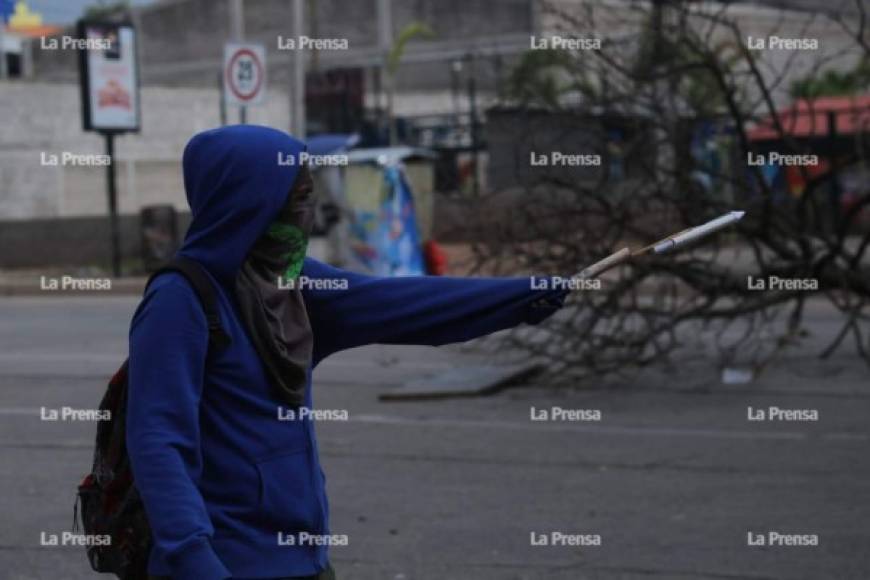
[301,258,567,363]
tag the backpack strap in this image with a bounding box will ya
[146,256,233,349]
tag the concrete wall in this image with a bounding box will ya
[0,211,191,269]
[27,0,533,92]
[0,81,291,221]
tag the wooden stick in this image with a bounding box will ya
[575,247,632,279]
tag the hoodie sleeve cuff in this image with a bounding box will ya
[166,538,231,580]
[525,284,569,325]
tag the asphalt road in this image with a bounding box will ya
[0,296,868,580]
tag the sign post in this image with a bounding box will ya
[77,20,140,277]
[223,42,266,123]
[105,132,119,276]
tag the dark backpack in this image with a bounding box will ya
[75,257,231,580]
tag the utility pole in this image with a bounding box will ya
[229,0,245,38]
[0,15,7,79]
[467,55,479,196]
[377,0,392,144]
[229,0,246,123]
[290,0,305,138]
[105,132,121,277]
[218,71,227,126]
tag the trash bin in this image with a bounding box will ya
[140,204,179,272]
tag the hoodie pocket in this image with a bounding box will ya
[255,448,323,533]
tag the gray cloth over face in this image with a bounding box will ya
[235,165,315,407]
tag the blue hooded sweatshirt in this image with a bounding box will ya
[126,125,567,579]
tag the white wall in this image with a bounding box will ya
[0,81,292,219]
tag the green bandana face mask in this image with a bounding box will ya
[266,223,309,282]
[234,164,316,408]
[265,165,316,283]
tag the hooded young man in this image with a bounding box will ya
[127,125,568,580]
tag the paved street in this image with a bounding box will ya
[0,296,868,580]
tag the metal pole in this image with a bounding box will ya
[105,132,121,277]
[229,0,245,42]
[218,70,227,126]
[828,110,840,229]
[291,0,305,138]
[0,19,7,79]
[229,0,247,123]
[377,0,392,144]
[467,57,479,196]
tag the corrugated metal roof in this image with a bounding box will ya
[748,95,870,141]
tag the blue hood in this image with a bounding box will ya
[178,125,306,284]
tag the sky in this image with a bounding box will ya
[13,0,157,25]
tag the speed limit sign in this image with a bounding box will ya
[224,43,267,106]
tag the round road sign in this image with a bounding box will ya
[225,46,264,103]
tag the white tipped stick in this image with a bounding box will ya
[569,211,746,290]
[651,211,745,254]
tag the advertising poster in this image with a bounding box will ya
[78,21,140,132]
